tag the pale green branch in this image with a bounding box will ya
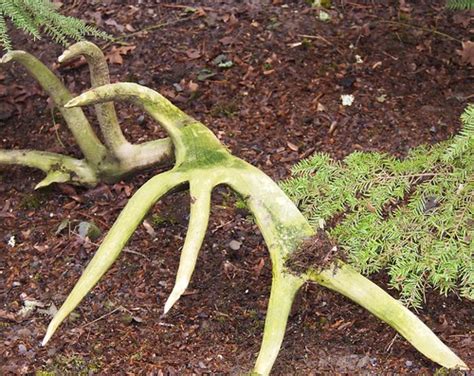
[164,179,212,313]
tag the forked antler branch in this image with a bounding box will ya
[41,83,468,374]
[0,43,172,186]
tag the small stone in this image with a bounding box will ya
[18,344,27,354]
[356,355,370,368]
[429,126,437,133]
[405,360,413,367]
[173,83,183,92]
[47,347,58,357]
[137,114,145,125]
[228,240,242,250]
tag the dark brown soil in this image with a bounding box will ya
[1,1,473,375]
[285,230,341,274]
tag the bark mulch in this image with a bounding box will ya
[1,1,472,374]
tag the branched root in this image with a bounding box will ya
[59,41,129,153]
[1,44,173,187]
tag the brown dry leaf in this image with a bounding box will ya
[186,49,201,60]
[287,141,299,152]
[458,41,474,66]
[188,81,199,92]
[453,13,471,28]
[0,309,17,322]
[106,45,136,65]
[142,220,156,237]
[105,18,125,32]
[253,258,265,277]
[125,24,136,32]
[219,36,234,45]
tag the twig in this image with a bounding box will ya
[297,33,333,46]
[124,248,150,261]
[108,16,194,46]
[386,334,399,352]
[76,306,128,330]
[376,20,461,43]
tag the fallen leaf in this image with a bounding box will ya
[105,18,125,32]
[253,258,265,277]
[219,36,234,45]
[186,49,201,60]
[37,303,58,318]
[197,69,217,81]
[142,220,156,237]
[458,41,474,66]
[287,142,299,151]
[453,14,470,28]
[125,24,136,32]
[106,45,136,65]
[376,94,387,103]
[77,221,101,240]
[0,309,17,322]
[341,94,354,106]
[55,219,70,235]
[188,81,199,92]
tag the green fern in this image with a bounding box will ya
[281,105,474,308]
[447,0,474,9]
[0,0,110,51]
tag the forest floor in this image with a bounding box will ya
[0,0,473,374]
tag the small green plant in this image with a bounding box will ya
[0,0,109,51]
[281,105,473,308]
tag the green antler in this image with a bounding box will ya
[0,43,173,188]
[42,83,469,374]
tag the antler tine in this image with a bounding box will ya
[164,179,213,314]
[59,42,129,153]
[306,264,469,370]
[65,83,193,150]
[0,50,107,165]
[43,171,187,346]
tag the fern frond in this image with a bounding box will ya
[282,104,474,307]
[447,0,474,9]
[443,104,474,162]
[0,13,12,51]
[0,0,110,51]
